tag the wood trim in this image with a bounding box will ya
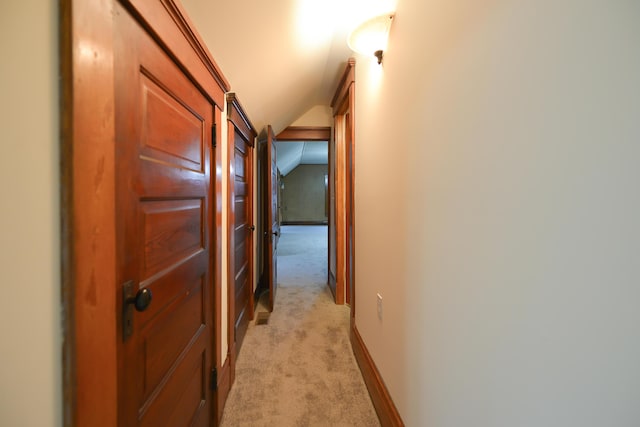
[281,221,328,226]
[226,118,236,384]
[276,126,331,141]
[274,126,333,300]
[61,3,73,421]
[213,105,224,420]
[331,59,356,308]
[347,83,356,312]
[334,116,346,305]
[331,58,355,114]
[227,93,257,145]
[123,0,229,106]
[215,354,232,425]
[62,0,228,425]
[351,326,404,427]
[61,0,118,425]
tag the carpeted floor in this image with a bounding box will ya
[220,225,380,427]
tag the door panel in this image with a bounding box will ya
[141,74,204,170]
[141,200,204,277]
[115,5,214,426]
[266,126,279,311]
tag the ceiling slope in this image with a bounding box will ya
[276,141,328,176]
[181,0,397,134]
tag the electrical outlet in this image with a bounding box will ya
[377,293,383,320]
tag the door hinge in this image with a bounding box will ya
[212,124,217,148]
[210,367,218,391]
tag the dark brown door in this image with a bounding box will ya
[266,125,279,311]
[115,5,214,426]
[232,130,254,353]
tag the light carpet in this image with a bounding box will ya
[220,225,380,427]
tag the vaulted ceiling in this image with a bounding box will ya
[181,0,397,134]
[276,141,328,176]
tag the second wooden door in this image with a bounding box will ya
[231,127,254,354]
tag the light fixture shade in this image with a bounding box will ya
[347,13,394,60]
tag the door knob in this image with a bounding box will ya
[272,231,280,237]
[126,288,152,312]
[123,281,152,340]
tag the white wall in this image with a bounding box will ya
[291,105,332,127]
[354,0,640,425]
[0,1,61,426]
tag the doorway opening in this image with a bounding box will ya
[268,127,334,306]
[275,138,329,299]
[278,141,329,226]
[255,83,355,311]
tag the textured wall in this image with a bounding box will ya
[354,0,640,425]
[282,165,328,223]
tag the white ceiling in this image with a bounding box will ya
[276,141,328,176]
[181,0,397,134]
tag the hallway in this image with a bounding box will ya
[220,226,379,426]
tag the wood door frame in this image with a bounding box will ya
[256,127,332,301]
[225,92,257,386]
[275,126,332,292]
[330,59,356,309]
[60,0,229,425]
[276,126,331,141]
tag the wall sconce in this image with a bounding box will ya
[347,13,394,64]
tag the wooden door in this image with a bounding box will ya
[115,5,214,426]
[231,130,254,354]
[266,125,279,311]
